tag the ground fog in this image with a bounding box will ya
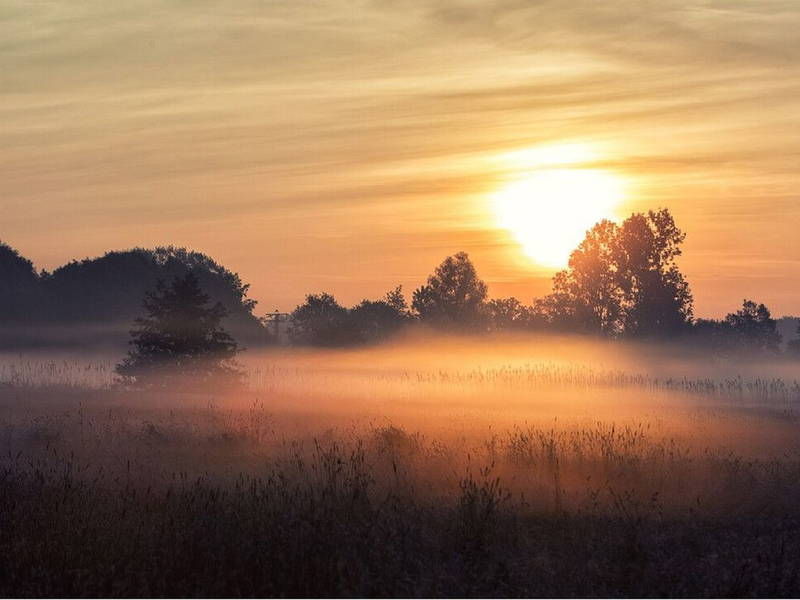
[1,334,799,596]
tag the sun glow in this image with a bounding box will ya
[493,163,625,269]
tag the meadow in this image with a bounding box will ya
[1,334,800,597]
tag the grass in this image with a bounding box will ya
[1,342,800,597]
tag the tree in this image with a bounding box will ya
[541,208,693,337]
[725,299,782,354]
[486,297,530,331]
[788,321,800,356]
[411,252,488,330]
[352,286,410,342]
[289,292,356,346]
[350,299,407,342]
[40,246,268,347]
[116,272,241,388]
[0,241,40,324]
[384,285,409,316]
[0,241,38,290]
[550,220,624,335]
[614,209,693,336]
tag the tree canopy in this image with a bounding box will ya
[724,299,782,354]
[290,287,409,346]
[0,245,268,348]
[540,208,693,337]
[116,272,241,388]
[411,252,488,330]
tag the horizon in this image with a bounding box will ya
[4,233,800,321]
[3,2,800,317]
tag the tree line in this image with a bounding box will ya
[288,208,796,355]
[1,207,798,356]
[0,245,266,348]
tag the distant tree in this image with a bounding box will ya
[0,241,38,290]
[530,277,578,332]
[39,246,269,347]
[350,297,408,342]
[614,209,693,336]
[691,318,737,352]
[486,297,530,331]
[411,252,488,330]
[289,292,356,346]
[116,272,241,388]
[776,317,800,353]
[724,299,782,353]
[550,220,624,335]
[384,285,410,316]
[0,241,40,324]
[541,208,692,337]
[788,321,800,356]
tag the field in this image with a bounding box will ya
[2,334,800,597]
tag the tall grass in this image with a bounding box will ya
[1,343,800,596]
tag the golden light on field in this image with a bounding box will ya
[493,165,626,269]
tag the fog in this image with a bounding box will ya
[2,331,800,597]
[2,332,798,463]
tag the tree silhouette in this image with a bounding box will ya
[788,321,800,356]
[724,299,782,354]
[486,297,530,331]
[116,272,241,388]
[550,219,623,335]
[615,209,693,336]
[0,244,270,349]
[537,209,692,337]
[384,285,409,315]
[0,241,40,326]
[289,292,356,346]
[350,286,410,342]
[412,252,488,330]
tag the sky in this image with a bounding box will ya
[2,0,800,317]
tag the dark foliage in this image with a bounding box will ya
[486,297,532,331]
[725,299,782,353]
[538,209,693,337]
[290,288,409,346]
[0,241,41,324]
[1,435,800,598]
[116,272,242,388]
[350,298,408,343]
[289,293,357,346]
[412,252,488,331]
[0,244,268,349]
[3,208,800,357]
[788,320,800,356]
[691,300,782,355]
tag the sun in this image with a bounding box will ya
[493,167,625,269]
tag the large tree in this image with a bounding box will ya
[411,252,488,330]
[538,208,693,337]
[614,209,693,336]
[550,219,624,335]
[41,246,268,346]
[724,299,782,354]
[116,272,241,388]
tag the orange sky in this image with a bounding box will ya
[3,1,800,317]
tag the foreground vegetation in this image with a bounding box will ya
[2,343,800,597]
